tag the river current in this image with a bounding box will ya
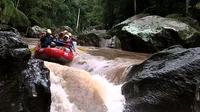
[23,38,149,112]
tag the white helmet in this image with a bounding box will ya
[68,33,72,36]
[47,29,52,34]
[64,34,69,38]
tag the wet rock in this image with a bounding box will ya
[166,14,200,31]
[122,45,200,112]
[0,30,31,112]
[77,29,111,47]
[99,36,121,48]
[0,30,51,112]
[0,24,20,35]
[111,16,200,53]
[27,26,46,38]
[0,31,30,70]
[86,24,105,30]
[51,26,73,35]
[21,58,51,112]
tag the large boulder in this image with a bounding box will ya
[111,15,200,53]
[27,26,46,38]
[51,26,73,35]
[0,24,20,35]
[122,45,200,112]
[21,58,51,112]
[77,29,111,47]
[0,30,51,112]
[99,36,121,48]
[166,14,200,31]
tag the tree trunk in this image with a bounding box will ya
[76,8,80,31]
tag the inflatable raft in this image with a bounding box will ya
[34,47,73,64]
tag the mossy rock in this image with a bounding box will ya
[0,0,30,29]
[111,15,200,53]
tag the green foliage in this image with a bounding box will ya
[0,0,14,24]
[74,0,103,31]
[10,7,30,28]
[0,0,30,28]
[1,0,105,31]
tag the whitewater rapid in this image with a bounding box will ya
[22,37,148,112]
[46,47,148,112]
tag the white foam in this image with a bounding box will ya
[92,75,125,112]
[50,72,81,112]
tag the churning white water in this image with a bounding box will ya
[50,72,81,112]
[22,38,148,112]
[48,55,125,112]
[45,47,147,112]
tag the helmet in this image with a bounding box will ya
[63,30,68,34]
[68,33,72,36]
[47,29,52,34]
[64,34,69,38]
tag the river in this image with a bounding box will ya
[22,38,150,112]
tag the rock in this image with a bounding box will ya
[77,29,111,47]
[27,26,46,38]
[86,24,105,30]
[21,58,51,112]
[166,14,200,31]
[51,26,73,35]
[111,15,200,53]
[0,31,30,65]
[0,30,51,112]
[0,24,20,35]
[122,45,200,112]
[0,30,30,112]
[99,36,121,48]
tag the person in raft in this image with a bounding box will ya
[63,33,76,52]
[40,29,54,48]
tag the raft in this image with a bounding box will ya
[34,47,73,64]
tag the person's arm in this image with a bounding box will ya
[52,40,67,46]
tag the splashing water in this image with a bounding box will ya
[46,47,147,112]
[21,38,148,112]
[70,51,143,84]
[47,60,126,112]
[50,72,81,112]
[70,53,109,75]
[91,75,125,112]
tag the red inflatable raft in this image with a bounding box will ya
[34,47,73,64]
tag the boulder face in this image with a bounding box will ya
[0,24,20,35]
[0,30,51,112]
[77,29,111,47]
[165,14,200,31]
[21,58,51,112]
[51,26,73,35]
[111,16,200,53]
[0,31,30,70]
[27,26,46,38]
[122,45,200,112]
